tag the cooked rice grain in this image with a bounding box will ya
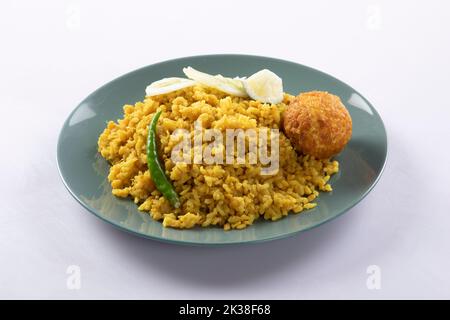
[98,86,338,230]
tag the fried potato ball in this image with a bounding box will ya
[283,91,352,159]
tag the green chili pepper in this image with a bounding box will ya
[147,110,181,208]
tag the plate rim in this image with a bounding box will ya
[56,54,388,246]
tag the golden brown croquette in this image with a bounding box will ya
[283,91,352,159]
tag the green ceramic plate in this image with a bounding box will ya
[57,54,387,246]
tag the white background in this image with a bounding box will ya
[1,0,449,299]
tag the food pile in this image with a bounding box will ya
[97,67,351,230]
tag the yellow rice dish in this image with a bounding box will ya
[98,85,339,230]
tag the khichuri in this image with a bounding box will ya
[97,67,351,230]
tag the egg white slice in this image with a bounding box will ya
[243,69,283,104]
[183,67,248,97]
[145,77,196,97]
